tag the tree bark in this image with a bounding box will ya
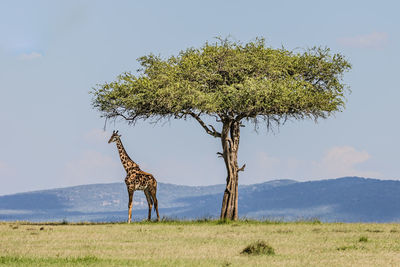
[186,112,244,220]
[220,120,241,220]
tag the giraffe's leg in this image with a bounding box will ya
[150,187,160,222]
[144,189,153,221]
[127,188,134,223]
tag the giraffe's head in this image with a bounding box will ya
[108,130,121,144]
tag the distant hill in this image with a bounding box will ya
[1,177,399,222]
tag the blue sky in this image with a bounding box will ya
[0,0,399,195]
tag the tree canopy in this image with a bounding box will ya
[92,38,350,128]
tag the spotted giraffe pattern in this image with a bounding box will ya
[125,170,157,191]
[108,130,160,222]
[114,137,141,172]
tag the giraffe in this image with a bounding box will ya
[108,130,160,222]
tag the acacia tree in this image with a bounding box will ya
[91,38,351,220]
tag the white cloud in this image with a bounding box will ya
[17,52,42,61]
[311,146,380,179]
[63,150,122,186]
[337,31,388,49]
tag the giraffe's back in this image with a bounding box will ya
[125,169,157,191]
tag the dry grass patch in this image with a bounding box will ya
[1,221,400,266]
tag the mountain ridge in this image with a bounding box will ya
[1,177,399,222]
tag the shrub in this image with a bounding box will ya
[241,240,275,256]
[358,236,368,242]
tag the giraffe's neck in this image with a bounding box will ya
[115,138,139,171]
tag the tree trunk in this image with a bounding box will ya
[220,120,241,220]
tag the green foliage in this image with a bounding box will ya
[241,240,275,256]
[358,236,368,242]
[91,37,351,126]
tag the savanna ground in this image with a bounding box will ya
[1,220,400,266]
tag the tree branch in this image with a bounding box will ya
[110,109,138,121]
[234,113,245,122]
[234,112,256,122]
[208,124,219,134]
[216,152,223,158]
[186,111,222,138]
[238,164,246,172]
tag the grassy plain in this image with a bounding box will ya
[1,220,400,266]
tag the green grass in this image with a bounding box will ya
[0,255,101,266]
[1,220,400,266]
